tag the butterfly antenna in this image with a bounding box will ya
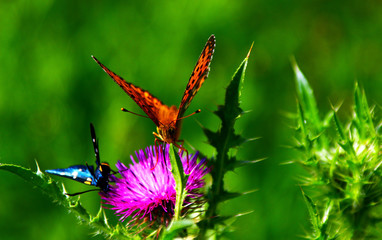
[177,109,201,121]
[90,123,101,165]
[121,108,151,119]
[66,189,99,197]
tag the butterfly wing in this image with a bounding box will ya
[92,56,167,127]
[45,165,97,186]
[177,35,216,119]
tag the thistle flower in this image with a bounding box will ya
[100,145,209,229]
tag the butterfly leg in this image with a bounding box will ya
[152,135,164,170]
[65,189,100,197]
[173,140,190,166]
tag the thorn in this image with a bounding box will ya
[102,208,110,227]
[35,160,42,175]
[279,160,295,165]
[247,137,262,142]
[61,183,69,198]
[242,189,258,195]
[236,158,266,168]
[246,42,254,59]
[235,211,254,218]
[290,56,297,69]
[291,58,306,83]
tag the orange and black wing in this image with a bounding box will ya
[177,35,216,119]
[92,56,165,127]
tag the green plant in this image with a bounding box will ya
[0,43,255,239]
[293,61,382,239]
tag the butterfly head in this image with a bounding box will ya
[156,123,179,144]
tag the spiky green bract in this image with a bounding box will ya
[0,162,138,240]
[198,44,255,238]
[301,188,337,240]
[293,62,382,239]
[168,144,188,222]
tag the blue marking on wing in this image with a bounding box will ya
[45,165,97,186]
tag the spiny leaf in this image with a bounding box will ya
[0,163,92,220]
[302,190,337,240]
[354,83,375,139]
[209,44,252,199]
[293,69,382,239]
[301,189,321,237]
[292,60,320,127]
[0,163,134,239]
[292,60,328,150]
[333,110,356,158]
[199,43,253,239]
[169,144,188,222]
[0,163,69,203]
[215,44,251,123]
[332,110,346,142]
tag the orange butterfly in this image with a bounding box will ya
[92,35,215,160]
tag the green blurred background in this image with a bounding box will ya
[1,0,382,239]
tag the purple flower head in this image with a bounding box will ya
[100,145,210,228]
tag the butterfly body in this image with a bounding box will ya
[92,35,216,146]
[45,124,112,194]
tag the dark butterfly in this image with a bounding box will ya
[45,123,112,196]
